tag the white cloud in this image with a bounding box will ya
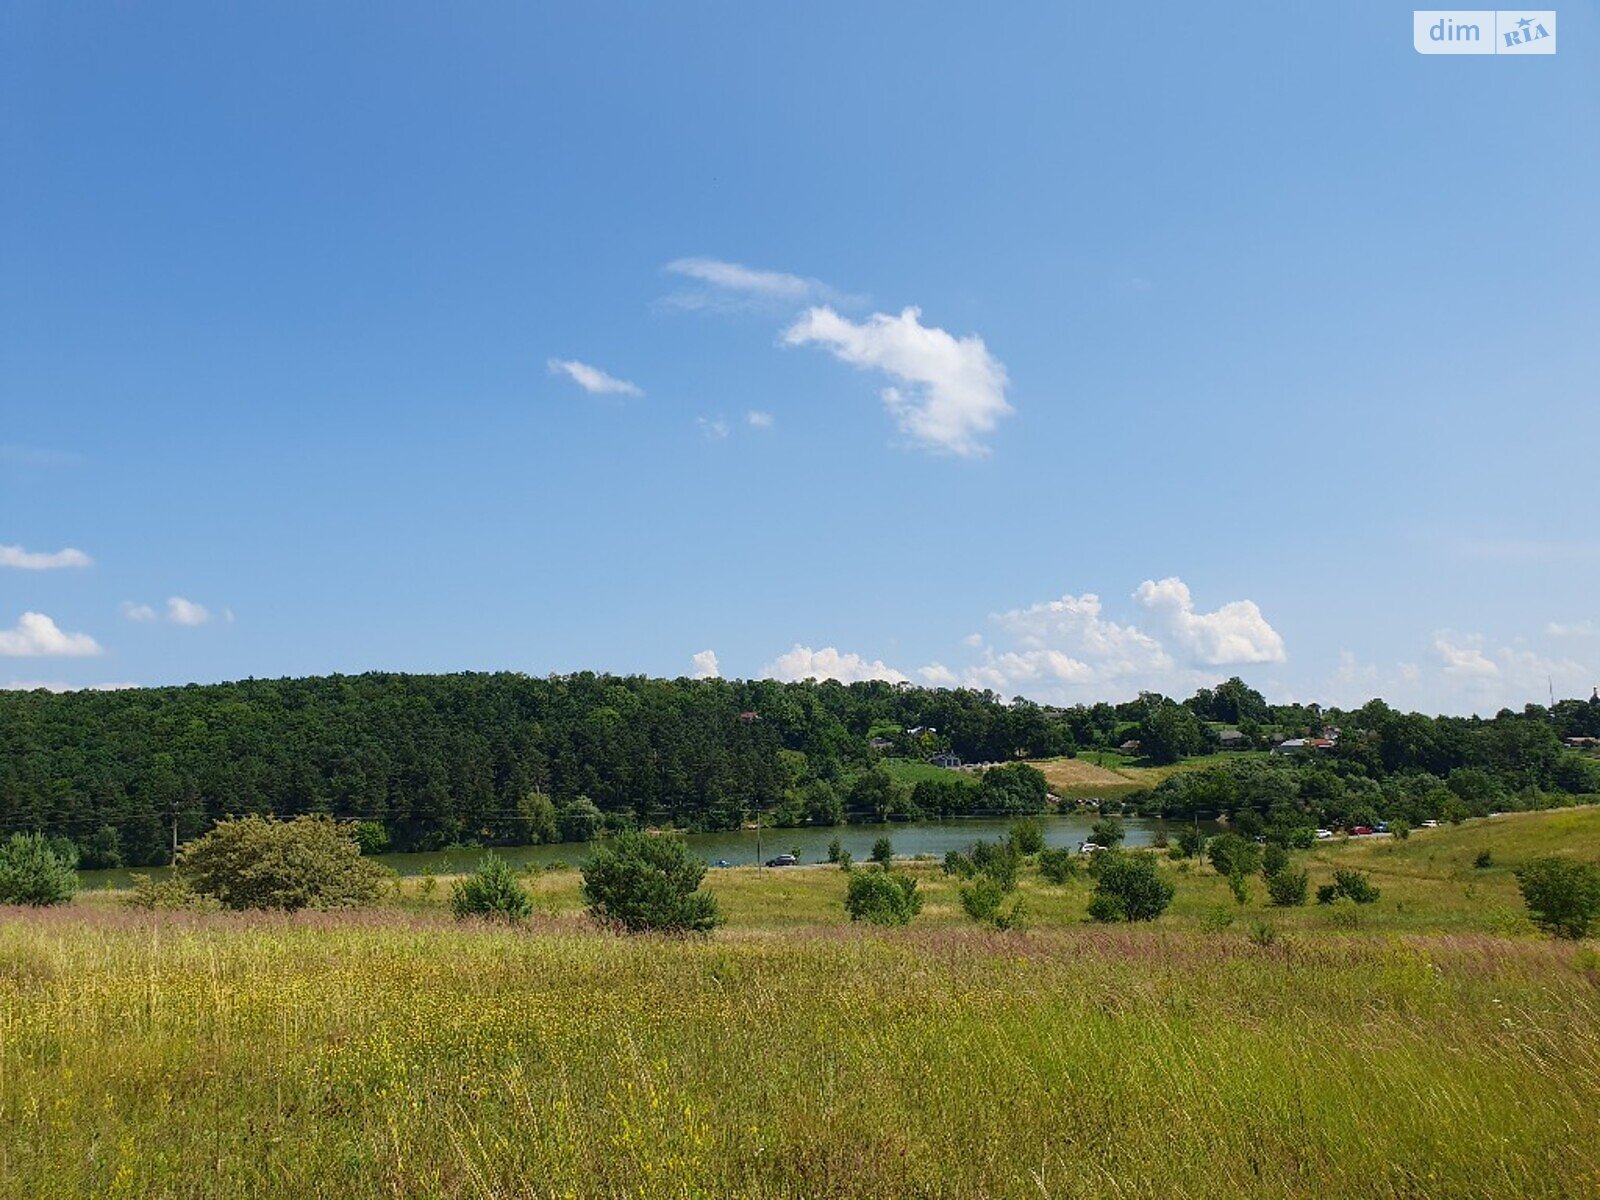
[697,416,731,440]
[0,612,102,657]
[918,663,958,686]
[1547,620,1598,639]
[1433,634,1499,679]
[782,306,1012,458]
[746,410,774,429]
[1133,577,1286,665]
[3,679,139,693]
[546,358,643,397]
[0,544,92,570]
[166,597,211,626]
[121,602,157,622]
[761,644,909,685]
[691,649,720,679]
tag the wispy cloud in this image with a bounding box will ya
[0,544,92,570]
[122,597,223,626]
[0,445,84,469]
[1455,538,1600,563]
[697,416,731,441]
[0,612,102,657]
[661,257,847,313]
[783,306,1012,458]
[745,410,775,429]
[546,358,643,397]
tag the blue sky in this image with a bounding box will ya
[2,2,1596,714]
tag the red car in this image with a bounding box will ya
[1350,826,1373,836]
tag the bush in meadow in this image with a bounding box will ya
[870,836,894,866]
[844,868,922,927]
[1089,816,1126,849]
[1009,819,1044,856]
[1515,856,1600,940]
[1174,826,1207,859]
[960,873,1028,931]
[175,815,390,911]
[581,832,721,933]
[1207,833,1262,879]
[1037,846,1079,884]
[969,839,1020,891]
[1317,869,1380,906]
[1266,866,1309,907]
[0,833,79,907]
[451,854,533,921]
[1087,852,1173,923]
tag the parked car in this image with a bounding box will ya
[1420,820,1439,828]
[1077,840,1103,854]
[712,859,732,868]
[1374,822,1390,834]
[1315,828,1334,840]
[1350,826,1373,836]
[764,853,798,868]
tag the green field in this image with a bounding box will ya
[2,811,1599,1198]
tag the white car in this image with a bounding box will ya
[1078,840,1104,854]
[1315,828,1334,840]
[1420,819,1439,828]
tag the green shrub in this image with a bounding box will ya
[1284,826,1316,851]
[1174,826,1207,859]
[125,873,220,912]
[1009,819,1044,856]
[1199,905,1235,932]
[1227,870,1252,906]
[1207,833,1262,878]
[943,849,973,877]
[0,833,79,906]
[827,837,844,864]
[554,798,605,843]
[1037,846,1079,884]
[1088,853,1173,923]
[1389,820,1411,841]
[581,832,721,933]
[1515,857,1600,940]
[1316,869,1379,906]
[1474,849,1494,869]
[174,816,389,911]
[870,836,894,866]
[1266,867,1309,907]
[1261,842,1289,879]
[450,854,533,921]
[844,868,922,927]
[353,821,391,856]
[1089,816,1126,849]
[969,839,1019,891]
[1248,920,1277,947]
[960,873,1028,930]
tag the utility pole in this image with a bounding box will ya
[171,811,179,864]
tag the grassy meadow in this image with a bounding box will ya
[3,811,1600,1198]
[1029,751,1269,801]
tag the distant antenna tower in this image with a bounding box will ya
[1549,676,1556,708]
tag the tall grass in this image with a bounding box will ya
[3,809,1599,1198]
[2,911,1598,1198]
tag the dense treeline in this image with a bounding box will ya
[1,671,1596,866]
[0,673,1064,865]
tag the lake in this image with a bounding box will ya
[373,813,1186,876]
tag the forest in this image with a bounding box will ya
[2,671,1597,866]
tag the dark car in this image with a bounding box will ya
[764,853,799,867]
